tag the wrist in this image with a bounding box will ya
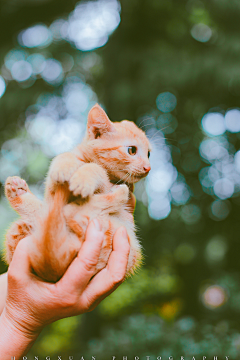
[2,306,42,338]
[0,308,41,358]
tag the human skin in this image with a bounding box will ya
[0,192,136,315]
[0,219,130,359]
[0,272,7,315]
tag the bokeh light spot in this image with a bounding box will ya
[199,138,228,162]
[156,113,178,134]
[148,169,175,193]
[156,92,177,113]
[225,109,240,133]
[213,178,234,199]
[64,86,89,114]
[170,182,191,205]
[234,150,240,173]
[202,285,227,309]
[158,299,183,321]
[41,59,63,84]
[201,113,225,136]
[148,197,171,220]
[177,317,195,333]
[64,0,121,51]
[191,23,212,42]
[174,243,196,264]
[18,24,52,48]
[11,60,32,82]
[0,76,6,98]
[50,19,67,41]
[181,204,201,224]
[205,236,227,262]
[27,54,46,74]
[210,200,230,221]
[5,49,27,70]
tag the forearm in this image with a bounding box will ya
[0,309,40,359]
[0,273,7,315]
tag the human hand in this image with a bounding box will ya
[0,220,130,357]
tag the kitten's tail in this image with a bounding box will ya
[30,185,77,282]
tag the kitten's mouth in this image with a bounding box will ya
[131,173,148,180]
[110,171,148,187]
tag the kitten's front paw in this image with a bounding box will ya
[5,176,29,201]
[69,171,97,198]
[50,162,79,185]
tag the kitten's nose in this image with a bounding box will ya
[143,165,151,173]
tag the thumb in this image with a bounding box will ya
[8,236,33,282]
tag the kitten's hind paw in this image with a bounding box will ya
[5,176,29,201]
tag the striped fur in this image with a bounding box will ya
[4,104,150,282]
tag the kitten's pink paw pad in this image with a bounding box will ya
[5,176,29,200]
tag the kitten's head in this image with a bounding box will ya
[84,104,151,184]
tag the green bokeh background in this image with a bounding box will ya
[1,0,240,358]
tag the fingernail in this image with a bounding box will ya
[92,218,101,231]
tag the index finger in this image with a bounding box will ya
[7,236,33,283]
[78,226,130,311]
[57,219,104,293]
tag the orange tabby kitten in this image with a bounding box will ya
[4,104,151,282]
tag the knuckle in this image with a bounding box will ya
[61,293,78,309]
[111,270,125,286]
[81,293,97,313]
[81,257,97,274]
[81,297,92,312]
[8,267,21,284]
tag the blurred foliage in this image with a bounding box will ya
[1,0,240,357]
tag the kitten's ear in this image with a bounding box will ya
[87,104,116,139]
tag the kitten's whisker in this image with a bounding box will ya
[106,164,129,171]
[151,136,178,145]
[115,172,130,185]
[137,118,150,128]
[159,125,171,132]
[148,129,179,145]
[123,172,131,185]
[139,122,154,129]
[138,117,156,130]
[130,172,133,184]
[139,122,156,130]
[165,138,178,144]
[149,137,166,144]
[148,137,168,148]
[148,129,167,142]
[108,168,129,171]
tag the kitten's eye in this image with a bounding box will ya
[148,151,150,158]
[128,146,137,155]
